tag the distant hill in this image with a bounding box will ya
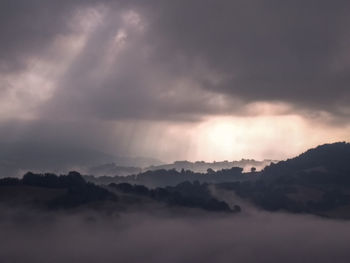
[109,181,235,212]
[219,142,350,218]
[84,167,249,188]
[146,159,275,173]
[112,156,164,168]
[262,142,350,183]
[0,141,163,178]
[84,159,274,177]
[87,163,142,177]
[0,171,117,209]
[0,172,233,213]
[3,142,350,218]
[0,142,116,177]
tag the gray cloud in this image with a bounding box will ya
[3,0,350,120]
[39,4,237,122]
[0,119,187,176]
[0,0,349,172]
[0,119,119,176]
[0,0,75,72]
[141,0,350,115]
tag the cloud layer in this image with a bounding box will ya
[1,206,350,263]
[0,0,349,171]
[2,0,350,120]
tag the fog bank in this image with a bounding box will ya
[1,206,350,263]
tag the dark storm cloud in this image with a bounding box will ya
[140,0,350,115]
[0,0,349,173]
[38,3,238,122]
[2,0,350,119]
[0,0,76,72]
[0,0,129,72]
[0,119,171,176]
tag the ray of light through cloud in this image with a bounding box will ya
[0,1,349,173]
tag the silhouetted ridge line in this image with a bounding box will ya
[218,142,350,218]
[0,171,234,212]
[0,171,117,209]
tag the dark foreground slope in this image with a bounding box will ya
[219,142,350,218]
[0,171,117,210]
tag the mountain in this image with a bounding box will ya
[0,142,116,177]
[87,163,142,177]
[84,167,248,188]
[0,141,163,178]
[112,156,164,168]
[0,172,233,213]
[262,142,350,183]
[264,142,350,173]
[84,159,273,177]
[108,181,235,212]
[2,142,350,218]
[146,159,275,173]
[219,142,350,218]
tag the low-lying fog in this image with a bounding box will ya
[1,206,349,263]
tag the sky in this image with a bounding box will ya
[1,0,350,173]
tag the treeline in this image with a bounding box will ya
[145,159,272,173]
[218,143,350,217]
[0,172,235,213]
[262,142,350,180]
[219,180,350,214]
[0,171,117,208]
[110,181,239,212]
[85,166,250,187]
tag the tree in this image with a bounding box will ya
[207,168,215,174]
